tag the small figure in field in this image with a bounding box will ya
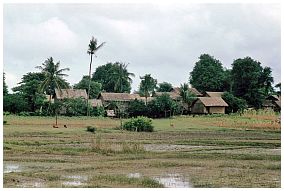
[64,125,67,128]
[170,122,175,128]
[53,125,58,128]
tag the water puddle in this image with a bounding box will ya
[62,175,88,187]
[128,173,141,178]
[154,173,192,188]
[4,164,22,173]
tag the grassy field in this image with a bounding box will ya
[3,112,281,188]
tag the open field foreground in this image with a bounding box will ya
[3,113,281,188]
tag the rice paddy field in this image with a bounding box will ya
[3,111,281,188]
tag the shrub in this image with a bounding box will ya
[3,120,7,125]
[127,100,148,117]
[123,117,154,132]
[222,92,247,113]
[86,126,97,133]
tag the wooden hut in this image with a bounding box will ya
[191,97,228,114]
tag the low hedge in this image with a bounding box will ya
[123,117,154,132]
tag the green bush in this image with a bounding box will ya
[3,120,7,125]
[86,126,97,133]
[123,117,154,132]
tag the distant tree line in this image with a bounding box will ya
[3,39,280,117]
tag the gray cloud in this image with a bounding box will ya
[4,3,281,93]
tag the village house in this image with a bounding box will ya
[204,91,224,97]
[154,92,181,100]
[262,95,281,112]
[171,87,203,97]
[54,89,88,100]
[191,97,228,114]
[97,92,143,116]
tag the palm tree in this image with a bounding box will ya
[111,63,135,93]
[139,74,157,105]
[36,57,70,125]
[87,36,105,116]
[179,83,196,114]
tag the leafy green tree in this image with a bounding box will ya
[275,82,281,96]
[110,63,135,93]
[3,93,29,113]
[259,67,274,96]
[179,83,196,114]
[127,99,148,117]
[147,93,176,118]
[12,72,46,112]
[3,73,8,96]
[62,98,88,116]
[73,76,102,99]
[139,74,157,105]
[157,82,173,92]
[223,69,233,92]
[92,62,134,93]
[231,57,271,108]
[222,92,247,113]
[189,54,225,93]
[36,57,70,125]
[87,36,105,116]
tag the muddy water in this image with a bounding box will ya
[62,175,88,187]
[154,173,192,188]
[4,163,22,173]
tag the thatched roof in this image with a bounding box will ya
[171,87,202,96]
[275,100,281,107]
[99,93,141,102]
[205,92,224,97]
[262,100,275,107]
[198,97,228,107]
[155,92,181,100]
[55,89,88,99]
[89,99,103,107]
[266,95,280,101]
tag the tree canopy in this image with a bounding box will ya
[231,57,273,108]
[157,82,173,92]
[92,62,134,93]
[189,54,225,93]
[3,73,8,96]
[139,74,157,104]
[73,76,102,99]
[12,72,46,112]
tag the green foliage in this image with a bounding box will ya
[231,57,272,108]
[147,94,177,118]
[3,72,8,96]
[157,82,173,92]
[127,100,148,117]
[179,83,197,113]
[12,72,47,112]
[189,54,225,93]
[123,116,154,132]
[73,75,102,99]
[139,74,157,104]
[92,62,134,93]
[3,120,7,125]
[275,82,281,96]
[36,57,70,96]
[3,93,29,113]
[222,92,247,113]
[86,126,97,133]
[62,98,88,116]
[91,106,105,117]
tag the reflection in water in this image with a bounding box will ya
[154,173,191,188]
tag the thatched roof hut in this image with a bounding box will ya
[204,91,224,97]
[54,89,88,100]
[98,93,141,102]
[191,97,228,114]
[171,87,202,97]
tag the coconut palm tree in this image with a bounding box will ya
[179,83,196,114]
[36,57,70,125]
[139,74,157,105]
[111,63,135,93]
[87,36,105,116]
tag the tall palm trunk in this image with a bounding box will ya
[87,54,93,116]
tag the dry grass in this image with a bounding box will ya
[3,113,281,188]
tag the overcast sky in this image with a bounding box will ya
[3,3,281,93]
